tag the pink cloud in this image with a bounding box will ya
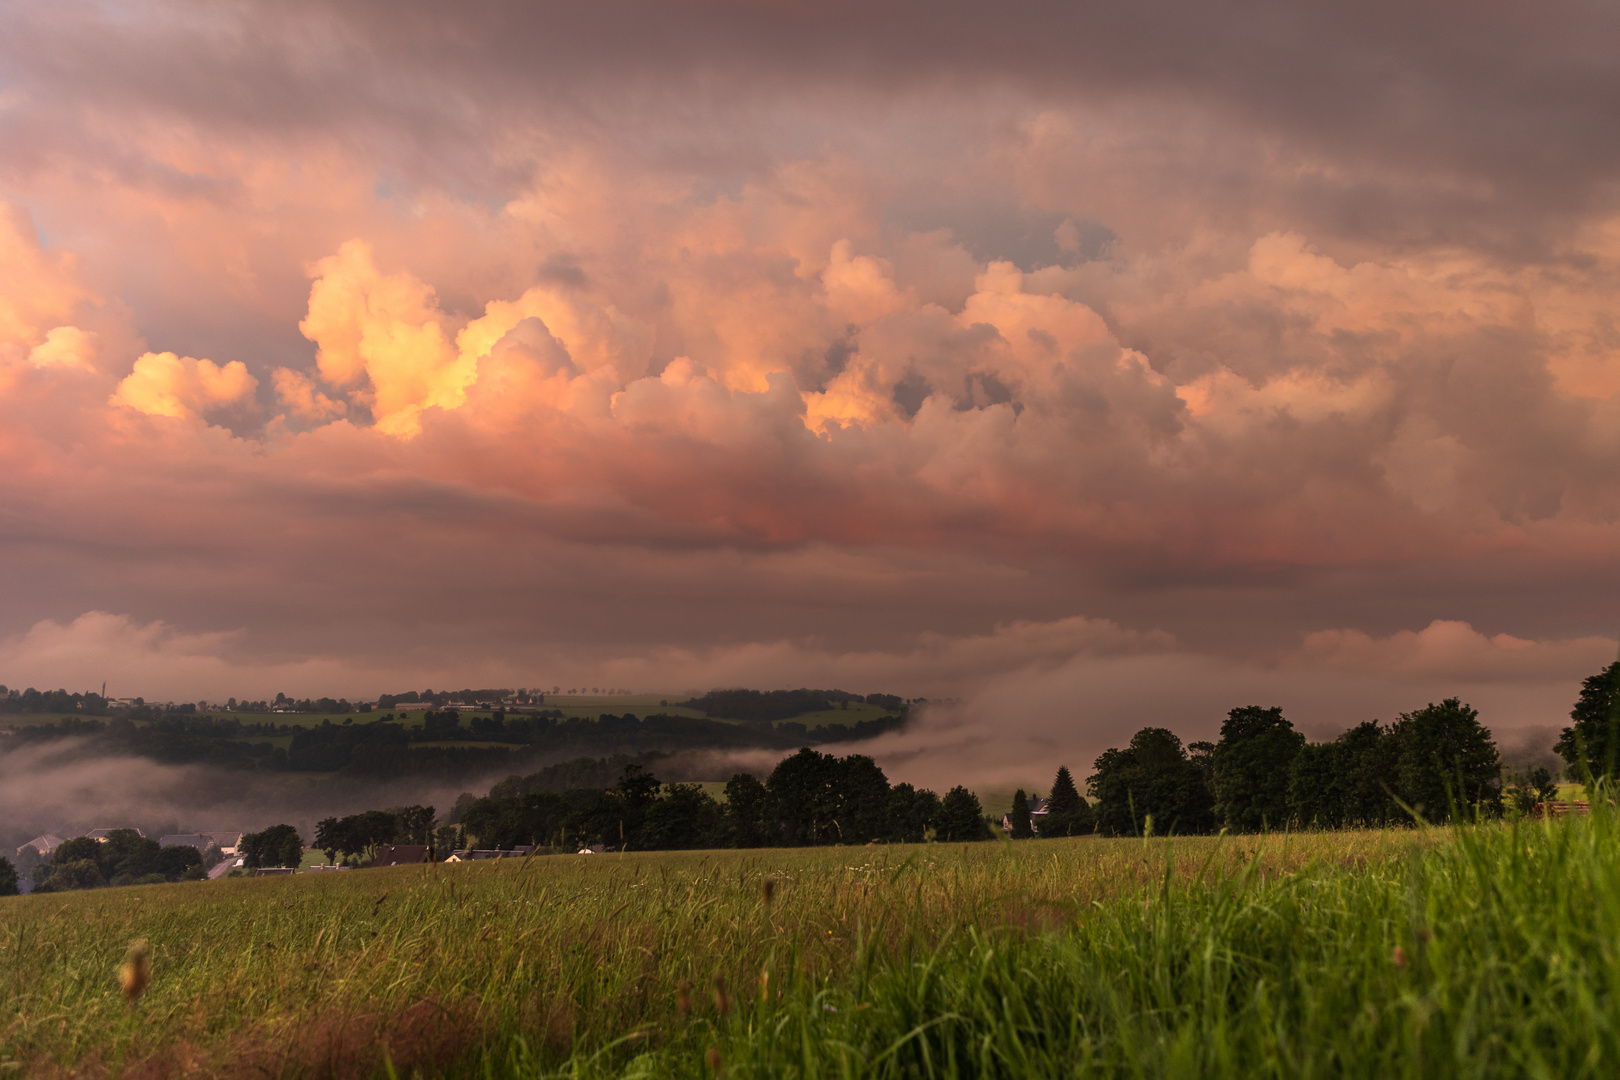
[0,1,1617,770]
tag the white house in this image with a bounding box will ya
[16,834,63,858]
[1000,794,1050,834]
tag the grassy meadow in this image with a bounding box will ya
[4,813,1616,1078]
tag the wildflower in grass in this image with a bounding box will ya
[119,940,150,1004]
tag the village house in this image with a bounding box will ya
[16,834,63,859]
[444,846,537,861]
[372,844,430,866]
[158,834,214,853]
[1000,794,1050,834]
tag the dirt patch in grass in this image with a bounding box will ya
[56,995,484,1080]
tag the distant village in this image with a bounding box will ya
[11,823,617,896]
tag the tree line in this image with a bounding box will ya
[682,689,907,723]
[0,709,906,780]
[456,749,993,852]
[19,831,209,893]
[10,669,1612,895]
[1074,673,1620,837]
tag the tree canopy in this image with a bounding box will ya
[241,824,303,869]
[1555,661,1620,778]
[1040,765,1094,837]
[1390,699,1501,821]
[1213,706,1305,831]
[1008,789,1034,839]
[1088,728,1216,837]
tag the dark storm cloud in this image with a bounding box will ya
[4,2,1619,227]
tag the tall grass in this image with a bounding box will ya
[0,816,1608,1077]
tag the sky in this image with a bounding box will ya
[1,0,1618,785]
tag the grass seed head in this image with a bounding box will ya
[711,975,730,1015]
[119,940,150,1004]
[758,968,770,1003]
[762,878,775,906]
[705,1046,723,1075]
[1393,945,1407,968]
[676,979,692,1017]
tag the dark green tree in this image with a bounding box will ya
[1088,728,1216,837]
[885,783,941,843]
[1287,741,1346,828]
[38,859,104,892]
[767,748,839,844]
[1530,765,1559,804]
[241,824,303,868]
[1289,719,1424,828]
[1047,767,1081,814]
[1389,699,1501,821]
[835,754,893,843]
[51,837,101,868]
[1008,789,1034,838]
[1040,765,1094,836]
[937,786,992,841]
[1336,721,1400,825]
[100,830,162,884]
[1187,741,1216,787]
[616,764,662,808]
[1213,706,1304,831]
[154,845,202,881]
[639,784,728,849]
[339,810,400,857]
[0,856,17,896]
[394,805,437,846]
[314,817,341,864]
[724,773,770,846]
[1554,661,1620,779]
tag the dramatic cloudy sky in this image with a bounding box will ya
[2,0,1617,779]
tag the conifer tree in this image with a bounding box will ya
[1041,765,1094,837]
[1009,788,1034,838]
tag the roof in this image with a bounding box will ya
[18,834,64,856]
[85,827,146,841]
[159,834,213,850]
[373,845,430,866]
[254,867,296,876]
[445,846,536,861]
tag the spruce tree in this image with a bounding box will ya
[1041,765,1094,837]
[1009,788,1034,838]
[1048,766,1082,814]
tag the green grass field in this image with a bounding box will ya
[7,811,1618,1078]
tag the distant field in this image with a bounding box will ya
[0,696,901,734]
[410,740,528,750]
[9,817,1615,1078]
[534,695,709,721]
[777,702,894,728]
